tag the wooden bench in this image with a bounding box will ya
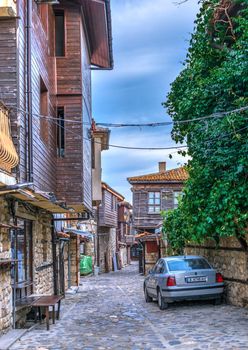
[32,295,63,330]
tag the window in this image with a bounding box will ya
[55,10,65,56]
[173,191,182,208]
[91,139,95,169]
[148,192,160,213]
[40,77,49,144]
[11,220,33,297]
[167,258,211,272]
[111,195,116,211]
[57,107,65,157]
[154,260,165,274]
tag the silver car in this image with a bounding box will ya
[144,255,224,310]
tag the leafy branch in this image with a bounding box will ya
[162,0,248,251]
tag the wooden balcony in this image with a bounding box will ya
[0,101,18,174]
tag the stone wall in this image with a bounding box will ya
[119,246,128,267]
[63,243,69,290]
[98,227,117,273]
[33,215,54,295]
[0,198,12,334]
[185,235,248,307]
[70,234,80,286]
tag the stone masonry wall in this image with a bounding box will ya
[185,235,248,307]
[98,227,117,273]
[70,234,80,286]
[0,198,12,334]
[33,215,54,295]
[119,246,127,267]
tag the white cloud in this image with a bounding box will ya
[92,0,199,202]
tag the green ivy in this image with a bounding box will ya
[162,0,248,252]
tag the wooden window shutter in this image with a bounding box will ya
[161,190,173,211]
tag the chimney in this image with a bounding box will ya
[159,161,166,173]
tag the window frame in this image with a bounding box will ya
[154,260,164,274]
[173,191,182,209]
[40,77,49,144]
[57,106,65,158]
[11,220,33,297]
[148,191,161,214]
[54,9,65,57]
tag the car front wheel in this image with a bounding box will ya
[157,290,168,310]
[144,286,152,303]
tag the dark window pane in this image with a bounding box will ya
[167,258,211,272]
[57,107,65,157]
[55,12,65,56]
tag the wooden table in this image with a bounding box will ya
[32,295,63,330]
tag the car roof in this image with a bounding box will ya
[161,255,204,261]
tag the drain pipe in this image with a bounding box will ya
[51,219,58,295]
[26,0,33,182]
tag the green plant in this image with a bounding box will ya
[162,0,248,251]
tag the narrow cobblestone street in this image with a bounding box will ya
[11,263,248,350]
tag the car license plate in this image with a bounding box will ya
[186,276,207,283]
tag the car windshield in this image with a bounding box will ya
[167,258,211,271]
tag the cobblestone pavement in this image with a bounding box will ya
[11,262,248,350]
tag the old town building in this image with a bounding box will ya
[127,161,188,274]
[117,200,133,268]
[97,182,124,273]
[0,0,113,334]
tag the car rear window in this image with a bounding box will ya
[167,258,211,271]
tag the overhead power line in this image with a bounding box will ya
[48,113,248,151]
[4,103,248,151]
[97,106,248,127]
[7,104,248,128]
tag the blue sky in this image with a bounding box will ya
[92,0,200,202]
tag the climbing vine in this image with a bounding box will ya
[162,0,248,252]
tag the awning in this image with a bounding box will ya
[63,228,94,239]
[0,186,73,214]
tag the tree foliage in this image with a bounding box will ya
[162,0,248,252]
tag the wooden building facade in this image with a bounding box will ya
[128,162,188,232]
[97,182,124,273]
[128,161,188,274]
[0,0,113,335]
[117,201,133,267]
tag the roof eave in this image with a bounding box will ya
[81,0,113,69]
[128,180,186,185]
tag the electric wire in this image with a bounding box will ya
[7,104,248,127]
[5,103,248,151]
[48,110,248,151]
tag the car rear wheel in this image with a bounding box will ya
[213,297,222,305]
[157,290,168,310]
[144,286,152,303]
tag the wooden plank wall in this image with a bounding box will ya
[55,3,92,210]
[15,1,57,189]
[98,189,118,228]
[0,1,93,210]
[132,183,184,229]
[56,95,83,204]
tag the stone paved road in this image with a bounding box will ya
[11,262,248,350]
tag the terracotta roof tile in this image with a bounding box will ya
[127,166,188,183]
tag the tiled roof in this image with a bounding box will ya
[102,182,125,201]
[127,167,188,183]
